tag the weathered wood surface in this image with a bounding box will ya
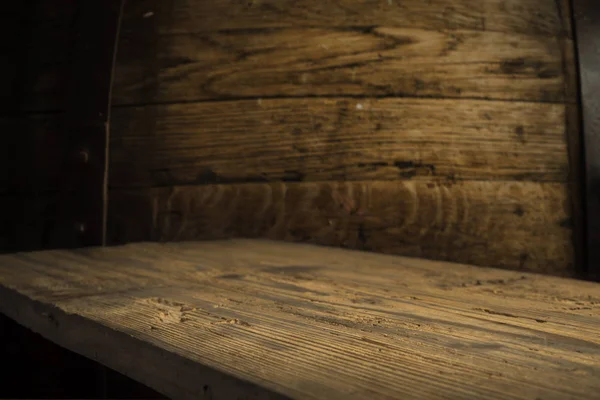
[0,0,576,109]
[121,0,572,37]
[110,99,569,186]
[0,240,598,400]
[114,28,571,105]
[113,0,575,105]
[0,0,580,276]
[108,181,573,275]
[105,0,579,275]
[5,97,570,191]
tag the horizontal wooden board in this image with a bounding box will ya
[121,0,570,37]
[0,0,575,111]
[107,181,574,275]
[0,240,598,399]
[110,98,569,187]
[113,27,571,105]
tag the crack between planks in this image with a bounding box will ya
[111,93,574,109]
[473,307,548,323]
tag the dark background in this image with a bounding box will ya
[0,1,165,397]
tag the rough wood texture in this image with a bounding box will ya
[105,0,580,275]
[110,99,569,187]
[121,0,572,36]
[0,0,576,109]
[0,240,598,400]
[114,27,571,105]
[0,0,579,275]
[108,181,573,275]
[9,97,570,192]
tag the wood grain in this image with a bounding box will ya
[121,0,571,37]
[0,0,576,110]
[0,240,598,399]
[108,181,573,275]
[0,0,578,278]
[114,27,571,105]
[110,98,569,187]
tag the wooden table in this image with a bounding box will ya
[0,240,598,399]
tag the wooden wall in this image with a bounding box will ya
[1,0,581,276]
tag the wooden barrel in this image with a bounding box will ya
[0,0,579,276]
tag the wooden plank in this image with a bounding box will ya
[110,98,569,187]
[0,0,576,111]
[0,240,598,400]
[107,181,573,275]
[121,0,570,37]
[0,312,164,398]
[113,27,571,105]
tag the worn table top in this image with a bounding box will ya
[0,240,598,400]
